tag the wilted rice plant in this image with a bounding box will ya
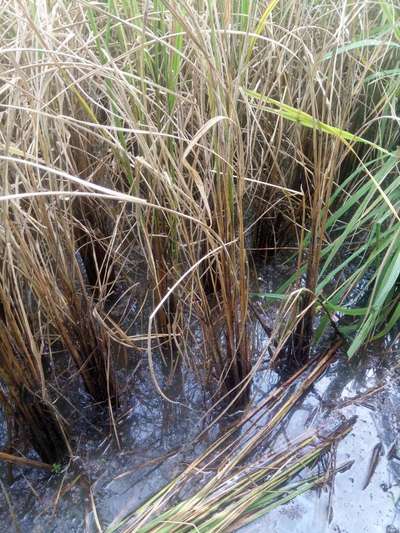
[0,260,68,464]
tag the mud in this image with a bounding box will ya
[0,266,399,532]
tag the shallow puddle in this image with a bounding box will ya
[242,344,400,533]
[1,314,399,532]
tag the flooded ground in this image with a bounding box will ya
[242,342,400,533]
[1,341,399,532]
[1,270,400,532]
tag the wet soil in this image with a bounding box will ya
[242,342,400,533]
[1,264,400,532]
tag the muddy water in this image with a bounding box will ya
[243,349,400,533]
[1,303,400,532]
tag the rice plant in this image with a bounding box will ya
[0,0,399,529]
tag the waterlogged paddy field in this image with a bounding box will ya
[243,345,400,533]
[0,339,399,532]
[0,267,399,533]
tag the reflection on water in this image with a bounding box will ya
[1,279,400,532]
[242,341,400,533]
